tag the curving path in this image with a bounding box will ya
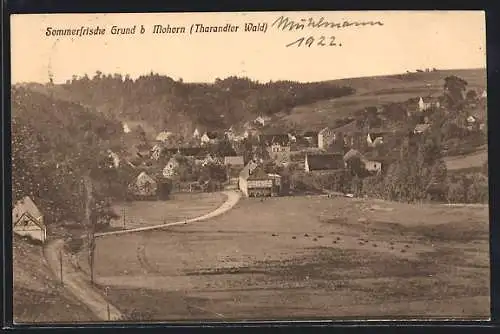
[44,239,124,321]
[95,190,241,238]
[44,190,241,321]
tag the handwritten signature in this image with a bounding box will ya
[272,15,384,31]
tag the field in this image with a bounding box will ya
[444,148,488,171]
[13,236,96,323]
[109,192,226,230]
[276,68,486,130]
[78,195,489,321]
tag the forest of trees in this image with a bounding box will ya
[57,72,356,136]
[11,87,125,225]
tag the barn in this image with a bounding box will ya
[239,162,281,197]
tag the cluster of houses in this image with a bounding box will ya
[119,88,488,199]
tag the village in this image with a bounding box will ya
[13,83,488,243]
[9,8,492,323]
[11,70,489,323]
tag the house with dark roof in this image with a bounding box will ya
[304,153,346,172]
[12,196,46,243]
[239,162,281,197]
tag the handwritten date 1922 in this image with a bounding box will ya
[286,36,342,48]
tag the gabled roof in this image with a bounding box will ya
[419,96,440,103]
[306,153,345,171]
[259,134,290,146]
[12,196,43,223]
[303,131,319,137]
[136,171,157,184]
[414,123,431,132]
[204,131,220,139]
[13,211,46,229]
[467,115,477,123]
[319,127,334,135]
[343,149,364,162]
[239,161,266,180]
[155,131,172,141]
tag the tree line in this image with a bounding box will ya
[59,72,356,136]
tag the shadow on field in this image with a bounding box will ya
[321,217,488,243]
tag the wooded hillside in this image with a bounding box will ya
[28,73,355,136]
[11,87,122,224]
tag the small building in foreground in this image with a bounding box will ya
[12,196,47,243]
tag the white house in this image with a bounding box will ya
[200,132,219,145]
[151,144,162,160]
[122,122,131,134]
[129,172,158,197]
[418,97,440,112]
[193,128,200,138]
[254,116,270,127]
[107,150,120,168]
[12,196,46,243]
[155,131,172,142]
[163,157,180,178]
[481,89,487,99]
[364,160,382,173]
[318,127,336,150]
[367,133,384,147]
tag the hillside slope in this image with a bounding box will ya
[13,237,96,323]
[18,74,355,139]
[11,87,123,225]
[274,68,486,131]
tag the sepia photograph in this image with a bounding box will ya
[10,11,489,323]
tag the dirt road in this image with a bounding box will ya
[44,239,124,321]
[95,190,241,238]
[44,190,241,321]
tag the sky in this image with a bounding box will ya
[10,11,486,84]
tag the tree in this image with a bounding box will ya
[466,89,478,101]
[443,75,468,108]
[211,137,236,157]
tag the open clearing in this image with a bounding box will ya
[78,195,489,321]
[13,236,96,323]
[276,69,486,130]
[444,149,488,171]
[110,192,226,230]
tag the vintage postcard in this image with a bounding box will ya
[10,11,488,323]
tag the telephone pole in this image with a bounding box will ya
[59,249,64,286]
[122,208,126,230]
[104,286,110,320]
[84,174,96,285]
